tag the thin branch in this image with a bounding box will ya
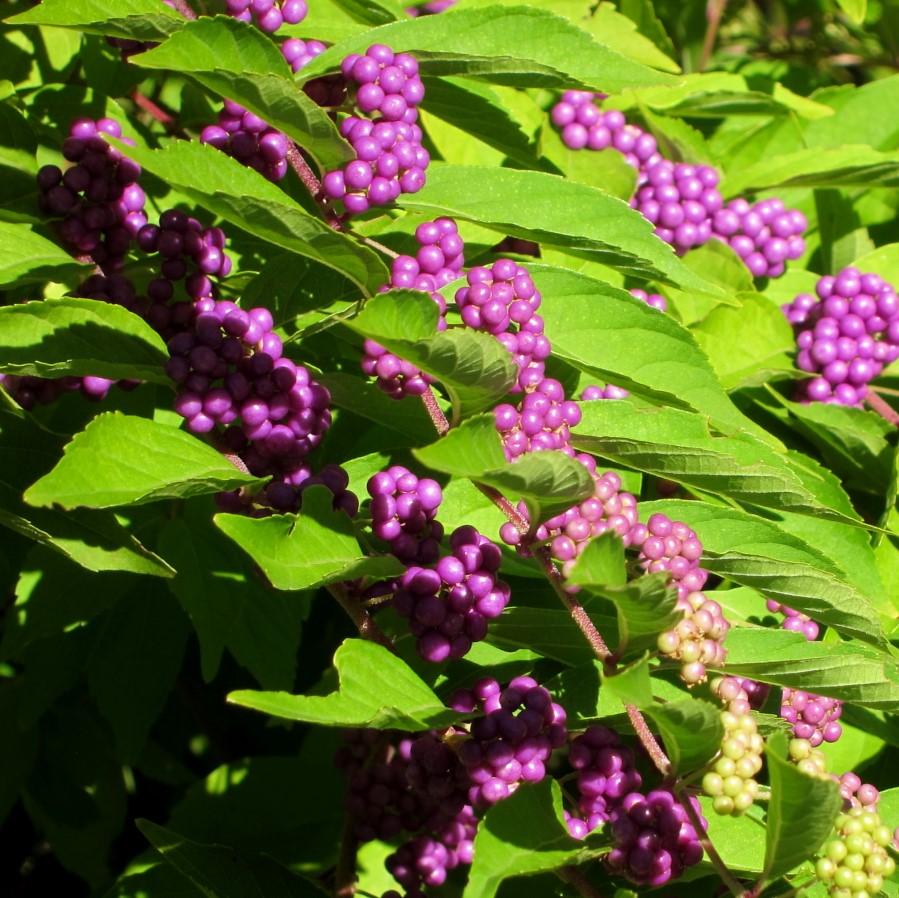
[361,235,400,258]
[421,387,450,436]
[536,546,612,661]
[699,0,728,70]
[334,815,358,898]
[286,143,322,197]
[131,90,176,129]
[327,583,393,648]
[674,784,749,898]
[556,865,605,898]
[866,391,899,428]
[475,482,530,534]
[169,0,197,18]
[627,704,671,777]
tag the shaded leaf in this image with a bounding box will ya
[0,222,88,288]
[642,699,723,775]
[8,0,184,41]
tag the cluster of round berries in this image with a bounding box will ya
[449,677,568,808]
[337,730,469,843]
[839,773,881,811]
[629,287,668,312]
[280,37,326,73]
[550,91,662,172]
[815,806,896,898]
[362,218,464,398]
[225,0,307,32]
[712,198,807,278]
[200,101,291,182]
[166,299,333,509]
[781,689,843,747]
[607,789,705,886]
[733,676,770,710]
[455,259,550,391]
[137,209,230,314]
[499,469,639,570]
[631,512,708,599]
[631,161,722,255]
[494,378,582,460]
[367,467,444,564]
[37,117,146,270]
[702,678,763,815]
[783,267,899,406]
[566,725,643,837]
[323,46,428,213]
[392,526,510,663]
[386,806,477,896]
[766,599,820,640]
[657,590,729,685]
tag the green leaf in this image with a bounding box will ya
[215,486,403,592]
[0,222,89,288]
[343,292,516,417]
[114,139,388,295]
[566,531,626,587]
[640,500,886,648]
[7,0,184,41]
[0,103,38,174]
[642,699,723,775]
[0,410,174,577]
[25,413,261,510]
[228,638,458,730]
[330,0,404,25]
[297,5,677,94]
[572,399,852,521]
[87,589,189,763]
[159,512,309,689]
[600,655,653,708]
[835,0,867,25]
[699,796,765,873]
[413,414,594,524]
[0,297,169,383]
[722,145,899,197]
[763,732,842,882]
[422,76,541,169]
[137,820,322,898]
[488,606,604,666]
[466,778,608,898]
[531,266,750,435]
[692,292,796,389]
[131,17,351,171]
[722,629,899,709]
[398,165,717,291]
[589,3,680,73]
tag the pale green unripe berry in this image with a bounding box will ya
[702,772,724,796]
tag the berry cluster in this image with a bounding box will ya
[450,677,568,808]
[200,101,290,182]
[839,773,880,811]
[581,383,631,400]
[367,466,444,564]
[0,373,123,409]
[702,678,763,815]
[455,259,550,391]
[606,790,705,886]
[37,117,146,270]
[766,599,820,640]
[815,806,896,898]
[323,46,428,213]
[393,526,510,663]
[733,677,770,710]
[494,377,582,460]
[783,267,899,406]
[780,689,843,747]
[656,590,729,685]
[225,0,307,32]
[566,725,643,837]
[631,512,708,599]
[712,198,807,278]
[631,161,722,255]
[550,92,662,173]
[362,217,464,398]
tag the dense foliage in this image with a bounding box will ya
[2,1,899,898]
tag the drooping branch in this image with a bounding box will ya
[866,391,899,428]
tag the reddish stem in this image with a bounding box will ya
[287,143,322,198]
[699,0,728,71]
[326,584,393,649]
[131,90,176,128]
[169,0,197,18]
[421,387,450,436]
[627,705,670,776]
[334,815,358,898]
[866,391,899,428]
